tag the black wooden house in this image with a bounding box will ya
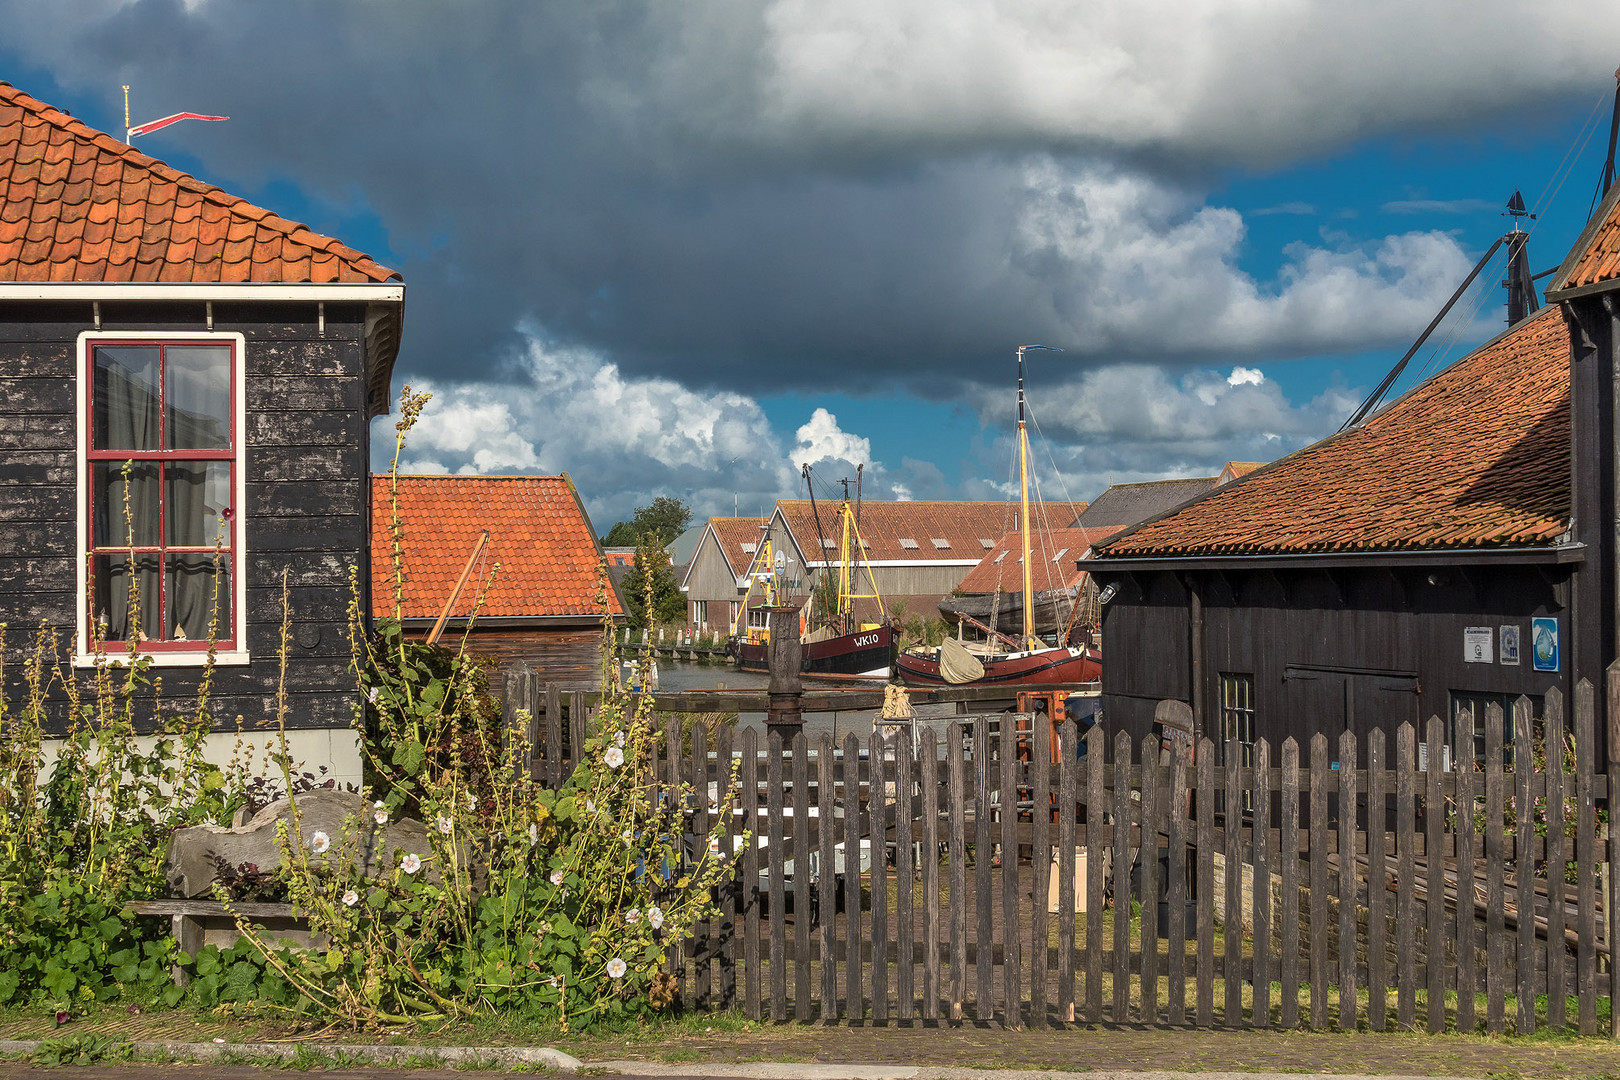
[0,83,402,787]
[1084,183,1620,768]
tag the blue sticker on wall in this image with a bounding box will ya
[1532,617,1560,672]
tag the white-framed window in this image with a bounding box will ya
[692,600,708,627]
[75,331,249,667]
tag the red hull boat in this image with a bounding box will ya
[895,643,1100,687]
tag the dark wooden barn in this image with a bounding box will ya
[0,82,403,787]
[373,474,626,689]
[1084,274,1600,765]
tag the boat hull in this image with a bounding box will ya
[735,625,895,679]
[894,644,1100,688]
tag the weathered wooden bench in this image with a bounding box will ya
[124,899,307,984]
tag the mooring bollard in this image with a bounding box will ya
[765,605,803,744]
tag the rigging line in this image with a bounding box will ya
[1523,84,1609,221]
[1529,88,1606,241]
[1024,400,1084,528]
[1402,245,1510,391]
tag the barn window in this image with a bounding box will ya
[77,333,247,666]
[1217,673,1257,810]
[1448,691,1539,768]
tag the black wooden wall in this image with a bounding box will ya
[1097,562,1573,755]
[0,300,374,734]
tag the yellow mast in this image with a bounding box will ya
[1017,347,1037,650]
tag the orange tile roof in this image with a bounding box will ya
[704,517,772,576]
[1548,181,1620,297]
[0,82,398,283]
[956,526,1123,594]
[777,500,1085,564]
[1097,306,1571,558]
[371,475,624,621]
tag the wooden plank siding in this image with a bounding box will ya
[0,301,375,733]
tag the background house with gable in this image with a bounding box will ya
[373,474,625,688]
[941,524,1121,641]
[0,82,403,787]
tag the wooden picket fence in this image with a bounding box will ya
[502,665,1620,1033]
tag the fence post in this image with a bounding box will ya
[1604,664,1620,1037]
[1514,698,1536,1034]
[1576,679,1597,1033]
[1341,727,1360,1033]
[1484,705,1506,1033]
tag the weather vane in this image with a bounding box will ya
[122,85,228,145]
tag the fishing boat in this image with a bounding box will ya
[728,485,895,679]
[895,345,1101,688]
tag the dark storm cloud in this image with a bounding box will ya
[5,0,1615,404]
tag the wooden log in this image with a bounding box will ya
[1279,738,1300,1030]
[1426,716,1446,1034]
[1453,716,1476,1035]
[871,729,890,1023]
[846,731,865,1022]
[896,727,916,1022]
[1199,736,1219,1028]
[1545,690,1567,1032]
[1396,723,1418,1031]
[1113,728,1133,1025]
[922,726,942,1022]
[1032,718,1051,1027]
[1514,698,1535,1035]
[793,733,813,1022]
[1576,679,1597,1034]
[819,733,838,1023]
[1251,737,1272,1030]
[1227,738,1246,1027]
[949,721,968,1022]
[741,727,761,1021]
[1001,721,1022,1028]
[1058,721,1078,1023]
[1367,729,1388,1032]
[692,724,712,1009]
[1485,703,1506,1033]
[1340,728,1359,1033]
[1086,721,1106,1024]
[768,731,786,1022]
[718,725,737,1009]
[975,717,993,1023]
[1132,733,1155,1024]
[545,682,563,788]
[1309,732,1330,1029]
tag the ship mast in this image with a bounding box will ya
[1016,345,1060,652]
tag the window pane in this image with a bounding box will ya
[167,554,230,642]
[93,462,159,548]
[92,553,160,643]
[165,462,232,548]
[94,346,160,450]
[165,345,231,450]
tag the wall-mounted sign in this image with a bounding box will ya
[1532,617,1560,672]
[1499,624,1521,666]
[1464,626,1493,664]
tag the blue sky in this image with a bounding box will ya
[3,2,1618,527]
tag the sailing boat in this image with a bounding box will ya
[728,487,895,679]
[895,345,1101,688]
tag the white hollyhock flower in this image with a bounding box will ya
[367,686,379,704]
[585,798,596,813]
[621,828,633,846]
[550,869,566,886]
[467,794,478,811]
[341,890,359,907]
[309,831,330,854]
[625,908,641,924]
[528,823,539,846]
[606,957,627,979]
[604,746,625,769]
[648,906,664,930]
[373,800,388,825]
[401,853,422,875]
[614,730,626,747]
[437,815,454,834]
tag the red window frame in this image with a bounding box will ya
[85,339,238,652]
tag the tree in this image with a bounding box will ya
[621,531,687,629]
[602,495,691,548]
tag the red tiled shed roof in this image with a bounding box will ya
[777,500,1085,564]
[956,526,1122,594]
[371,475,624,621]
[1548,180,1620,298]
[0,82,398,283]
[1097,306,1572,558]
[706,517,772,576]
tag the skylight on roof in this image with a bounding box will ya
[993,551,1008,564]
[741,542,756,553]
[822,539,837,549]
[1050,548,1069,562]
[899,538,919,549]
[931,538,950,549]
[980,538,995,548]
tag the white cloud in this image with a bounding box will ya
[1227,367,1264,387]
[890,483,913,501]
[793,408,871,468]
